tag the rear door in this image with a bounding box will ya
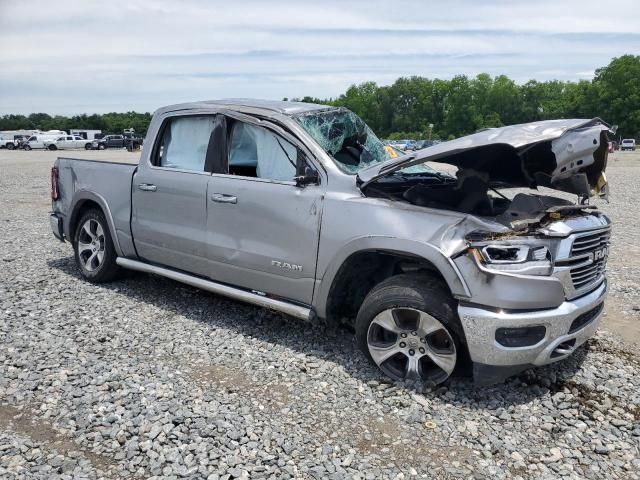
[206,119,323,304]
[131,115,217,277]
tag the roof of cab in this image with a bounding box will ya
[156,98,334,116]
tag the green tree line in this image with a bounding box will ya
[1,55,638,140]
[295,54,640,140]
[0,112,152,136]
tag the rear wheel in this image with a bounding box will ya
[98,143,105,150]
[73,210,121,283]
[85,143,92,150]
[356,274,466,385]
[7,143,15,150]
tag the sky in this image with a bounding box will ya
[1,0,639,115]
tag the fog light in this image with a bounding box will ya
[495,326,546,347]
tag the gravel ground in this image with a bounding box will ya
[1,149,639,479]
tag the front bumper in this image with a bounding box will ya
[50,213,64,242]
[458,280,607,371]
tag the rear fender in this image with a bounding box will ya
[68,191,124,256]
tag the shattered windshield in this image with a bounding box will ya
[294,107,434,175]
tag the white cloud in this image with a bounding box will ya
[0,0,638,113]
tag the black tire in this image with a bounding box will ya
[73,209,121,283]
[48,144,57,151]
[85,143,92,150]
[7,143,15,150]
[24,145,31,151]
[355,273,468,385]
[98,144,105,150]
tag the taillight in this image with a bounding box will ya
[51,166,59,200]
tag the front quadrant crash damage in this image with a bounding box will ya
[354,118,613,232]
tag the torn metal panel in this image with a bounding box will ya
[357,118,612,197]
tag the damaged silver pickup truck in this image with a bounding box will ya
[50,99,612,386]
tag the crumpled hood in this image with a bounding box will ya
[358,118,611,197]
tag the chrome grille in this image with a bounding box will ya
[568,228,610,292]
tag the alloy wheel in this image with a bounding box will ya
[367,307,457,384]
[77,219,105,272]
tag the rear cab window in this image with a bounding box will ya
[155,116,215,172]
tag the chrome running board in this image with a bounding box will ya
[116,257,311,321]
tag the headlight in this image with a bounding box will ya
[471,244,552,276]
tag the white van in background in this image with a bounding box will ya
[24,135,62,150]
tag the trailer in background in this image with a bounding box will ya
[70,129,102,140]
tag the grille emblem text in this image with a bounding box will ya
[593,247,608,261]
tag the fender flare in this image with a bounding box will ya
[313,236,472,319]
[66,190,124,257]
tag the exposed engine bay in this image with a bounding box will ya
[362,166,601,231]
[356,118,613,232]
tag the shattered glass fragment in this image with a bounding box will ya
[294,108,391,173]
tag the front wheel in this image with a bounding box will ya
[356,274,467,385]
[7,143,15,150]
[48,144,57,151]
[24,145,31,151]
[73,210,121,283]
[98,144,105,150]
[85,143,92,150]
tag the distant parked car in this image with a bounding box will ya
[23,135,62,150]
[620,139,636,151]
[0,137,17,150]
[91,134,143,151]
[388,139,411,150]
[412,140,435,150]
[44,135,91,150]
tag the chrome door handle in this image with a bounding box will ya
[211,193,237,204]
[138,183,157,192]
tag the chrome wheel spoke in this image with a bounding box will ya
[371,309,402,334]
[77,241,93,254]
[85,251,99,271]
[82,222,95,241]
[405,355,421,380]
[95,221,104,239]
[369,344,403,365]
[424,348,457,376]
[417,312,444,336]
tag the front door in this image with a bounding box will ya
[206,120,323,304]
[131,115,217,277]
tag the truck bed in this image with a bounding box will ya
[53,157,137,256]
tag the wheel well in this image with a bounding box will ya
[70,200,102,239]
[325,250,448,326]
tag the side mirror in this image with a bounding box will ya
[295,165,319,187]
[295,148,319,187]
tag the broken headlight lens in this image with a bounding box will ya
[472,245,552,276]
